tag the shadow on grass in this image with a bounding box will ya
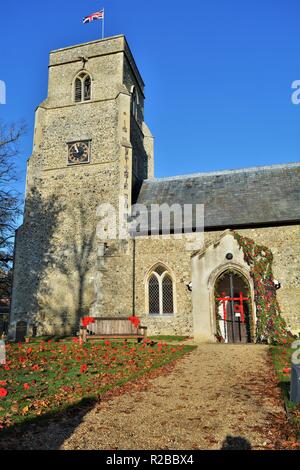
[277,380,290,400]
[0,396,98,450]
[221,435,252,450]
[0,346,197,449]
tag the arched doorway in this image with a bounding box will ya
[214,270,253,343]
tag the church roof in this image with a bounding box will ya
[136,162,300,230]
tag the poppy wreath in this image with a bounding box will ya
[128,316,141,328]
[233,232,291,345]
[214,268,255,342]
[81,316,95,327]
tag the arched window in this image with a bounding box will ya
[147,265,175,315]
[131,86,139,120]
[74,72,91,103]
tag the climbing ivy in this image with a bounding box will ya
[233,232,291,345]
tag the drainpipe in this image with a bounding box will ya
[132,237,136,316]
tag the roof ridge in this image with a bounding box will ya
[145,162,300,183]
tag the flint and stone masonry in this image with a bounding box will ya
[9,35,300,341]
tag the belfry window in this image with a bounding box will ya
[74,72,91,103]
[131,86,139,120]
[147,265,175,315]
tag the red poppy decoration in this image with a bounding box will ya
[0,388,8,398]
[81,316,95,327]
[80,364,88,374]
[128,316,140,328]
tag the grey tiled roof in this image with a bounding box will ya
[136,163,300,229]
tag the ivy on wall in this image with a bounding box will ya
[233,232,290,345]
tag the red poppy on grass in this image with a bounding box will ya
[0,381,7,386]
[23,383,30,390]
[32,364,40,371]
[0,388,8,398]
[80,364,88,374]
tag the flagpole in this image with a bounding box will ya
[102,8,105,39]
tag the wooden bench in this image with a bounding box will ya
[79,317,147,343]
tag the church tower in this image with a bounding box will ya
[10,36,154,338]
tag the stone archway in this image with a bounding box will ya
[214,269,253,343]
[191,231,256,342]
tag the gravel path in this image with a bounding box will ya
[63,344,288,450]
[1,344,293,450]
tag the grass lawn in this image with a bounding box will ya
[0,338,195,430]
[270,343,300,437]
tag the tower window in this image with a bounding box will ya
[83,75,91,100]
[74,72,91,103]
[131,86,139,120]
[75,78,82,102]
[147,265,175,315]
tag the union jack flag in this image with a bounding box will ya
[83,10,104,24]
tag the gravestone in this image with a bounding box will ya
[15,321,27,342]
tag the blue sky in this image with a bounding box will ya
[1,0,300,194]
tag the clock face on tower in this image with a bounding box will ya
[68,141,90,165]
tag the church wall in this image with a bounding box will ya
[133,237,193,336]
[123,57,151,196]
[10,164,122,336]
[10,94,123,334]
[10,38,143,338]
[203,225,300,333]
[9,35,299,340]
[47,53,123,109]
[127,225,300,338]
[89,236,194,337]
[123,57,144,125]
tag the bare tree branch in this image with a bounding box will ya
[0,121,26,298]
